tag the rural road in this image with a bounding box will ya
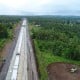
[5,19,38,80]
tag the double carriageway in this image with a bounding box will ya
[5,19,38,80]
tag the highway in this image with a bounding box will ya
[0,23,20,80]
[5,19,38,80]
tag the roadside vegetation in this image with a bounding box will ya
[0,16,21,58]
[28,16,80,80]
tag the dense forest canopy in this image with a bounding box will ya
[28,16,80,60]
[0,16,21,38]
[0,16,21,50]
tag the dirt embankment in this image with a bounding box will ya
[0,22,21,71]
[47,62,80,80]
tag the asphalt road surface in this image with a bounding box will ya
[5,19,38,80]
[26,20,39,80]
[0,23,20,80]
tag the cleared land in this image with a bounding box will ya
[47,62,80,80]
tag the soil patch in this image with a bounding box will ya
[47,62,80,80]
[0,23,21,70]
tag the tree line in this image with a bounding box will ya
[28,16,80,60]
[0,16,21,38]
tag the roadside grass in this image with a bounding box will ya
[0,23,17,59]
[0,29,13,51]
[0,23,18,51]
[0,39,6,61]
[7,29,14,39]
[0,39,6,50]
[34,39,80,80]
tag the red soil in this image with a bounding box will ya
[47,62,80,80]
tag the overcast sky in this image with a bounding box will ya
[0,0,80,15]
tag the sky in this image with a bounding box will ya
[0,0,80,15]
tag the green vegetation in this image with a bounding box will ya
[0,16,21,50]
[28,16,80,80]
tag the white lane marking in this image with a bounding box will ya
[11,69,17,80]
[17,27,24,53]
[6,19,27,80]
[11,27,23,80]
[22,19,27,26]
[11,55,19,80]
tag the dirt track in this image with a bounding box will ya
[47,62,80,80]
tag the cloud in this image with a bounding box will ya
[0,0,80,15]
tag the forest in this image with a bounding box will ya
[28,16,80,80]
[0,16,21,50]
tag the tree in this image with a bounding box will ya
[0,24,8,38]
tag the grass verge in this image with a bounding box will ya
[34,39,80,80]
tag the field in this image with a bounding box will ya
[28,16,80,80]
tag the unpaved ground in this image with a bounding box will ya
[47,62,80,80]
[0,22,21,80]
[0,40,12,72]
[0,23,21,65]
